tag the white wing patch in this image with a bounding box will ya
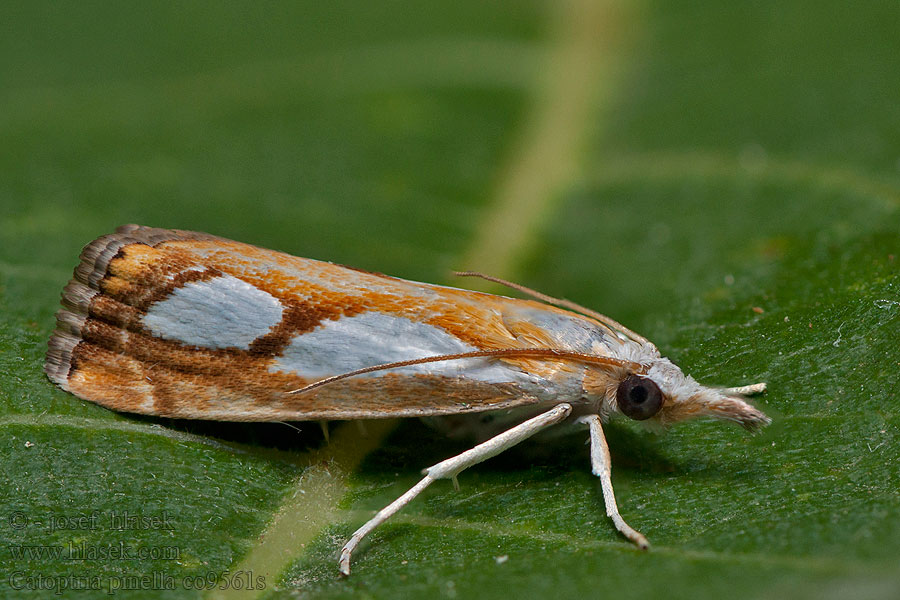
[142,274,283,349]
[271,312,542,387]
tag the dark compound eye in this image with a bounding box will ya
[616,375,663,420]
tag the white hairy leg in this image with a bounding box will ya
[722,382,767,395]
[577,414,649,549]
[339,403,574,575]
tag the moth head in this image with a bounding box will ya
[587,356,770,431]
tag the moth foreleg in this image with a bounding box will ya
[577,414,650,550]
[722,382,767,396]
[339,403,573,576]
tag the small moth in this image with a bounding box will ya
[46,225,769,575]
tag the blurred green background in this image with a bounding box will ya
[1,1,899,598]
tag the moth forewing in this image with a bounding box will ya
[45,225,770,576]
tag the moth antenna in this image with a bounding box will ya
[453,271,652,347]
[277,421,303,434]
[286,348,641,396]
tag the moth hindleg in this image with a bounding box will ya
[339,403,573,575]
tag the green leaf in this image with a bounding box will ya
[2,1,899,599]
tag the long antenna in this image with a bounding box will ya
[286,348,642,395]
[453,271,653,347]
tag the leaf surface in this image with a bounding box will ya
[1,1,898,599]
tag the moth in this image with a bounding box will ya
[46,225,769,575]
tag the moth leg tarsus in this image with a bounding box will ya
[339,476,436,576]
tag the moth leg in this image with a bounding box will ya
[339,403,573,576]
[722,382,767,396]
[577,414,650,550]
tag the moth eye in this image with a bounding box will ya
[616,375,663,421]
